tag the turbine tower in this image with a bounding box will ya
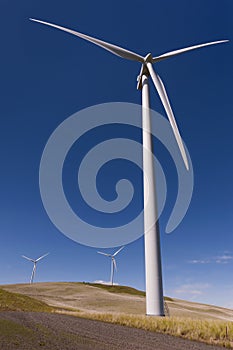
[98,246,124,285]
[30,18,228,315]
[22,253,49,284]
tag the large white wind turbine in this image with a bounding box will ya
[30,18,228,315]
[22,253,49,284]
[98,246,124,285]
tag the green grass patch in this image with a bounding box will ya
[83,283,173,301]
[0,288,54,312]
[164,296,174,302]
[84,282,146,296]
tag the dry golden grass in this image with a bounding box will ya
[0,288,54,313]
[2,282,233,322]
[1,283,233,347]
[1,282,146,315]
[72,311,233,348]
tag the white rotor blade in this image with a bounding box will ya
[113,258,117,272]
[22,255,35,262]
[30,19,144,63]
[113,246,125,257]
[30,264,36,283]
[146,63,189,170]
[153,40,228,62]
[97,251,111,257]
[36,253,49,262]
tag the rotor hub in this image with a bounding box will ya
[144,53,153,63]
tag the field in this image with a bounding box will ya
[1,282,233,348]
[2,282,233,321]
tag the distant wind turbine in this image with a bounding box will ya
[98,246,124,285]
[30,18,228,315]
[22,253,49,284]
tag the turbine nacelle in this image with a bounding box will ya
[137,52,153,89]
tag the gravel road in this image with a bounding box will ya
[0,312,224,350]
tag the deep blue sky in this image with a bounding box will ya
[1,0,233,308]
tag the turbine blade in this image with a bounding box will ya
[153,40,229,62]
[30,19,144,63]
[36,253,49,262]
[110,260,114,285]
[113,258,117,272]
[22,255,35,262]
[146,63,189,170]
[113,246,125,257]
[30,264,36,284]
[97,251,111,257]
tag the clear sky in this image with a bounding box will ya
[1,0,232,308]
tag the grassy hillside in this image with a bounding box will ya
[1,282,233,348]
[2,282,232,321]
[0,288,54,312]
[83,282,146,296]
[84,283,173,301]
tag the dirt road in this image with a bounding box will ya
[0,312,224,350]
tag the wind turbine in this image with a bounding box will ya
[30,18,228,315]
[98,246,124,285]
[22,253,49,284]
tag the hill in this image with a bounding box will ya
[1,282,233,321]
[1,283,233,348]
[0,288,54,312]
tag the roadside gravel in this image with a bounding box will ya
[0,312,225,350]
